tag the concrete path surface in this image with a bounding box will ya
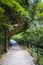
[0,40,36,65]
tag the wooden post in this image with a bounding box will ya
[31,45,33,54]
[4,26,8,52]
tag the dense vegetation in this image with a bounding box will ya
[11,0,43,46]
[0,0,29,51]
[12,24,43,65]
[0,0,43,65]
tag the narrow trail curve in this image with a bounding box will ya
[0,43,36,65]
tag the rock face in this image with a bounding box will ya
[9,22,28,37]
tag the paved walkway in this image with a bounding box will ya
[0,40,36,65]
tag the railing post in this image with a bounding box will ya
[31,45,33,55]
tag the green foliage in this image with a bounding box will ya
[0,25,5,51]
[36,3,43,20]
[0,0,29,20]
[0,7,5,23]
[39,56,43,65]
[12,22,43,65]
[12,22,43,45]
[0,0,43,65]
[15,0,29,6]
